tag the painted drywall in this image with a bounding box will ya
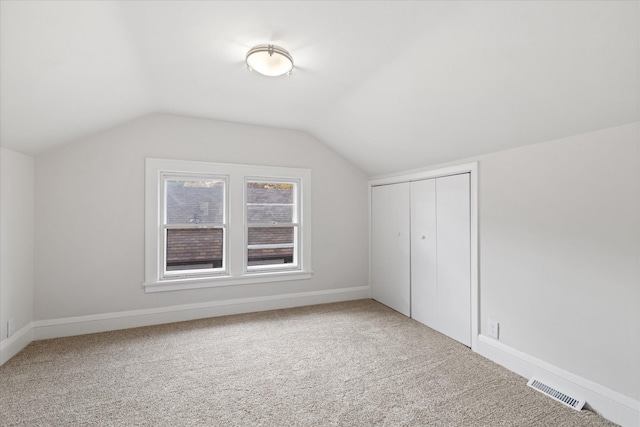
[34,113,368,319]
[0,148,35,342]
[479,122,639,401]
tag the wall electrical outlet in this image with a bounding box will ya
[7,319,15,339]
[488,320,499,339]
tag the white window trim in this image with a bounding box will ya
[144,158,313,293]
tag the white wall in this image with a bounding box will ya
[479,122,640,401]
[34,114,369,320]
[0,148,35,357]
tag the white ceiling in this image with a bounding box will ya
[1,1,638,176]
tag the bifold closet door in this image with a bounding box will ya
[410,179,437,328]
[410,173,471,347]
[371,182,410,316]
[435,173,471,346]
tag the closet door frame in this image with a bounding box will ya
[369,162,479,352]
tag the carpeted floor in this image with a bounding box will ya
[0,299,616,426]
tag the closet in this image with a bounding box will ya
[371,173,471,347]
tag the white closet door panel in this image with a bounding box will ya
[371,183,411,316]
[410,179,438,328]
[436,173,471,346]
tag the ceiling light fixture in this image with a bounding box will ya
[246,44,294,77]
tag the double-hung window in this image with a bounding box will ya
[246,180,299,272]
[162,174,227,279]
[145,158,312,292]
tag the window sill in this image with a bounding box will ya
[143,270,313,293]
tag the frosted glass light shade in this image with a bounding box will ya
[246,44,294,77]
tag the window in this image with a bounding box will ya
[246,180,299,271]
[145,159,312,292]
[163,175,227,278]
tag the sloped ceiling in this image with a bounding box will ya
[1,1,638,176]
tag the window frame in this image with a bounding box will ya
[144,158,312,293]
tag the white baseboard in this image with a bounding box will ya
[32,285,370,341]
[477,335,640,427]
[0,322,34,365]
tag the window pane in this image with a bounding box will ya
[247,205,293,223]
[166,228,223,271]
[166,179,224,225]
[247,226,295,267]
[246,182,294,224]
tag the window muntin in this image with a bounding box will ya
[246,180,299,271]
[162,175,227,278]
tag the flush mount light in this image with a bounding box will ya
[246,44,294,77]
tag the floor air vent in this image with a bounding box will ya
[527,378,585,411]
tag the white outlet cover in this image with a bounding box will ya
[488,320,499,339]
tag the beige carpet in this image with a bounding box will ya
[0,300,616,426]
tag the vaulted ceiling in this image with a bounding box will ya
[1,1,638,176]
